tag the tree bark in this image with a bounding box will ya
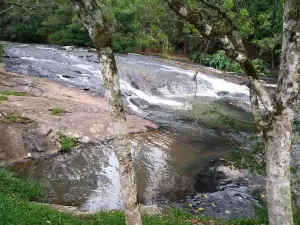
[0,5,13,16]
[68,1,142,225]
[97,41,142,225]
[264,1,300,224]
[265,112,294,225]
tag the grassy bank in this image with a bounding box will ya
[0,168,263,225]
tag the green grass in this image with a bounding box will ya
[0,91,27,96]
[0,168,43,201]
[0,95,8,102]
[0,91,27,104]
[50,107,64,116]
[0,113,32,124]
[0,168,265,225]
[59,133,79,152]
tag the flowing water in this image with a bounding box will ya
[4,42,254,211]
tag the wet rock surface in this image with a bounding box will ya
[0,123,60,164]
[184,159,265,219]
[0,67,157,163]
[2,43,265,219]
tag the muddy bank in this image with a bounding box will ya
[0,66,157,163]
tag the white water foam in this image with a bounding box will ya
[126,96,141,112]
[159,65,249,98]
[56,74,72,81]
[20,56,66,64]
[120,80,184,108]
[199,73,249,96]
[36,46,53,50]
[73,64,101,75]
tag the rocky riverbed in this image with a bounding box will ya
[0,65,157,163]
[1,42,267,219]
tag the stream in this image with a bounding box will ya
[4,42,257,218]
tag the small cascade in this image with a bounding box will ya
[6,42,254,215]
[4,42,250,117]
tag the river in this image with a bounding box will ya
[4,42,256,218]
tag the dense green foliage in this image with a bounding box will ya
[0,168,266,225]
[190,50,243,73]
[0,0,283,73]
[0,0,282,72]
[190,51,270,75]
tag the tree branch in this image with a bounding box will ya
[3,1,39,11]
[198,0,238,31]
[0,5,13,15]
[165,0,274,112]
[4,1,23,7]
[271,0,279,28]
[250,87,268,131]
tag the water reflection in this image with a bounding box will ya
[13,129,228,211]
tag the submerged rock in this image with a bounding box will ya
[185,159,265,219]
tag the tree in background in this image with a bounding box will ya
[1,0,287,70]
[165,0,300,224]
[0,0,91,45]
[68,1,142,225]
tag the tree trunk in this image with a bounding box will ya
[204,40,210,53]
[68,1,142,224]
[98,41,142,225]
[271,49,275,69]
[264,110,294,225]
[265,1,300,224]
[183,40,187,55]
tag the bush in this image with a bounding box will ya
[190,50,243,73]
[0,42,6,63]
[113,32,137,53]
[190,51,207,63]
[252,58,270,75]
[49,23,93,47]
[190,51,271,75]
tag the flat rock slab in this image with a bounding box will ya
[0,68,157,163]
